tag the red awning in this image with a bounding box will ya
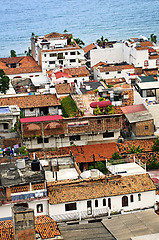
[90,101,112,108]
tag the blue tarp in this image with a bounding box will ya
[0,107,11,114]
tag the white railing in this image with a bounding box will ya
[51,208,108,222]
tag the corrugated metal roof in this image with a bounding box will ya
[20,115,63,123]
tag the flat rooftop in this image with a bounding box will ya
[102,209,159,240]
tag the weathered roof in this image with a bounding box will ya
[54,71,70,79]
[0,56,42,75]
[47,173,156,204]
[0,94,61,109]
[97,64,134,72]
[125,111,153,123]
[63,67,89,77]
[0,215,61,239]
[121,104,147,114]
[55,83,71,95]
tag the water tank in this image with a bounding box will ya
[16,159,26,169]
[31,159,40,171]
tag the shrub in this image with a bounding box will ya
[61,96,78,117]
[152,137,159,152]
[88,161,108,174]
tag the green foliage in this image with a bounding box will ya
[152,137,159,152]
[96,36,108,47]
[10,126,17,133]
[111,152,122,160]
[74,38,85,48]
[61,96,78,117]
[106,105,115,114]
[88,161,108,174]
[100,79,106,84]
[98,97,106,101]
[147,156,159,170]
[32,32,35,36]
[93,105,101,115]
[10,50,16,57]
[94,89,99,93]
[128,145,144,154]
[25,47,32,56]
[107,84,113,88]
[0,69,10,94]
[20,110,24,118]
[19,146,28,155]
[150,34,157,44]
[64,29,68,33]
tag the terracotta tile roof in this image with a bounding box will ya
[47,173,156,204]
[105,78,126,86]
[98,64,134,72]
[0,215,61,240]
[54,71,70,79]
[35,215,61,239]
[0,56,42,75]
[117,139,155,154]
[121,104,147,114]
[0,94,61,109]
[55,83,71,95]
[143,69,158,76]
[45,32,72,39]
[92,61,106,69]
[140,41,154,47]
[29,142,119,162]
[83,43,96,53]
[149,55,159,59]
[63,66,89,77]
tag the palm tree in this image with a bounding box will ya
[150,34,157,44]
[74,38,85,48]
[96,36,108,48]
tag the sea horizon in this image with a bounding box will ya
[1,0,159,58]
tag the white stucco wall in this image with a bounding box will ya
[49,190,156,221]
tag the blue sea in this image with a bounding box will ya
[0,0,159,57]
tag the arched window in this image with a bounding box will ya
[130,195,134,202]
[103,198,106,206]
[108,198,111,209]
[138,193,141,201]
[122,196,128,207]
[144,60,149,67]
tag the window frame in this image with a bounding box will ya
[65,202,77,211]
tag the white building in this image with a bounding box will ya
[31,32,83,75]
[47,173,156,222]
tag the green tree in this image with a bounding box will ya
[74,38,85,48]
[25,47,32,56]
[111,152,122,160]
[150,34,157,44]
[128,145,144,154]
[88,161,108,174]
[96,36,108,47]
[152,137,159,152]
[64,29,68,33]
[0,69,10,94]
[10,50,17,57]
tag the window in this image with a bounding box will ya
[106,119,110,122]
[3,123,8,129]
[29,75,33,78]
[115,118,119,122]
[30,108,34,112]
[108,198,111,209]
[105,72,109,75]
[69,135,80,141]
[35,75,39,77]
[103,132,114,138]
[156,59,159,66]
[65,203,77,211]
[122,196,128,207]
[44,138,49,143]
[37,204,43,213]
[59,60,63,65]
[138,193,141,201]
[117,71,121,74]
[70,52,76,55]
[70,59,76,63]
[130,195,134,203]
[95,200,98,208]
[49,61,55,64]
[50,53,57,57]
[44,54,46,57]
[103,198,106,206]
[144,60,149,67]
[87,200,91,208]
[97,120,101,124]
[65,52,68,55]
[37,138,43,144]
[145,126,149,130]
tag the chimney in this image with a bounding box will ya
[12,203,35,240]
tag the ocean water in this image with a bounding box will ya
[0,0,159,57]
